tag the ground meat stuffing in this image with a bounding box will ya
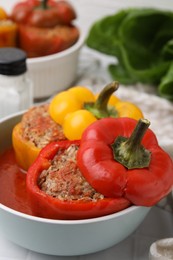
[20,104,66,148]
[38,144,104,201]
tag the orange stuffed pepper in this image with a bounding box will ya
[12,104,66,171]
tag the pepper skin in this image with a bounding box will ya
[12,123,41,171]
[49,86,95,125]
[26,140,131,220]
[112,101,144,120]
[49,86,96,140]
[77,117,173,207]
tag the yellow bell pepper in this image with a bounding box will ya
[49,86,95,125]
[49,82,144,140]
[113,101,144,120]
[12,123,41,171]
[63,109,97,140]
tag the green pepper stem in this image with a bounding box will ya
[126,119,150,152]
[42,0,48,9]
[94,81,119,111]
[111,119,151,169]
[84,81,119,119]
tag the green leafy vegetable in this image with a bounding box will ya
[86,8,173,100]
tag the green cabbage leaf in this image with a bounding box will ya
[86,8,173,100]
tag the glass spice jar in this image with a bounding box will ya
[0,47,33,119]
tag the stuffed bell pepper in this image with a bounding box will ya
[26,139,131,220]
[12,104,66,171]
[11,0,79,57]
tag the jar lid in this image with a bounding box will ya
[0,47,27,76]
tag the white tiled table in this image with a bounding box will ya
[1,1,173,259]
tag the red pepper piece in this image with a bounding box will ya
[26,140,130,220]
[77,117,173,206]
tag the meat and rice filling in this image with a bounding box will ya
[38,144,104,201]
[20,104,66,148]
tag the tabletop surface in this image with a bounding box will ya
[1,1,173,259]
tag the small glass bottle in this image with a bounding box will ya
[0,47,33,119]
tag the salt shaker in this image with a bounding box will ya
[0,47,33,119]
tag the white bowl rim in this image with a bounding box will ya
[0,110,27,123]
[0,112,146,225]
[27,30,86,64]
[0,202,142,225]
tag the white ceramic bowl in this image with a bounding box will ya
[26,31,85,101]
[0,113,151,256]
[1,1,85,100]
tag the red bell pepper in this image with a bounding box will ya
[26,140,130,220]
[77,117,173,207]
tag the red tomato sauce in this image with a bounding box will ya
[0,148,32,215]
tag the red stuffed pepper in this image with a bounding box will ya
[17,24,79,58]
[26,140,131,220]
[11,0,79,57]
[77,117,173,206]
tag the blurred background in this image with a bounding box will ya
[4,0,173,36]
